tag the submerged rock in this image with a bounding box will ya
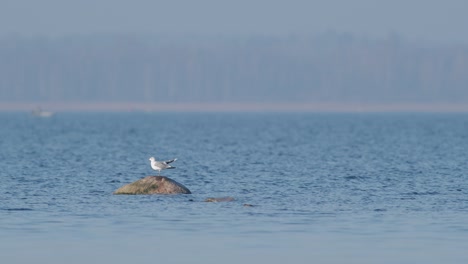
[113,176,191,195]
[204,196,235,202]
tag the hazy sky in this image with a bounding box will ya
[1,0,468,43]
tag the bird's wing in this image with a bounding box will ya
[164,158,177,164]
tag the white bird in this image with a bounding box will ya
[149,156,177,176]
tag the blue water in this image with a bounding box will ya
[1,112,468,263]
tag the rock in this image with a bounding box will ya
[113,176,191,195]
[204,196,235,202]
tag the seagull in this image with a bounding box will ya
[149,156,177,176]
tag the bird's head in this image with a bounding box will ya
[149,157,155,162]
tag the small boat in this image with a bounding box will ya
[32,108,54,118]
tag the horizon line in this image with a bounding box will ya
[2,102,468,113]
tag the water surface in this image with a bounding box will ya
[1,112,467,263]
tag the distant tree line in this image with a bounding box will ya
[0,33,467,103]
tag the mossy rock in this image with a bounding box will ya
[114,176,191,195]
[204,196,235,202]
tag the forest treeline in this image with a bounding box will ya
[1,33,467,103]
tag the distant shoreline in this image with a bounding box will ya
[1,102,468,113]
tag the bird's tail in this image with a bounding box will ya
[167,166,175,169]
